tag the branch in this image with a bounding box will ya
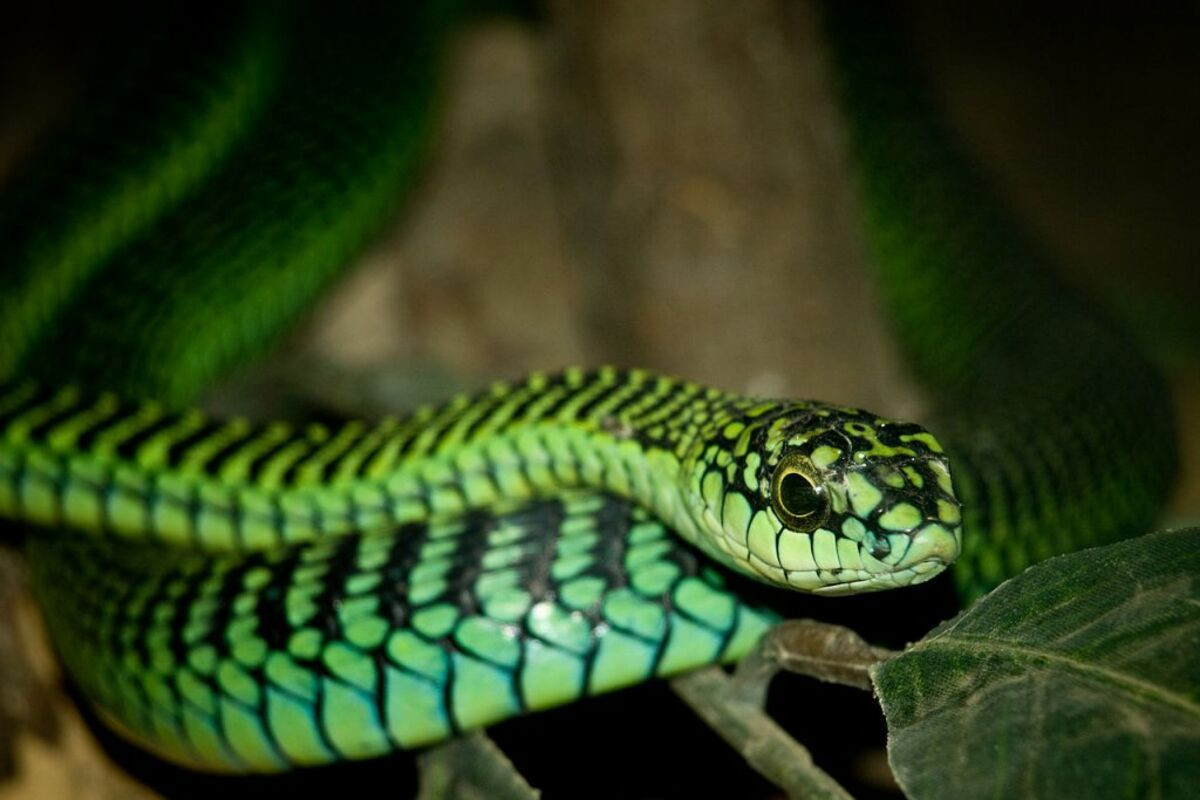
[416,731,540,800]
[671,619,896,800]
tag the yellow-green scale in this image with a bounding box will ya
[1,371,748,561]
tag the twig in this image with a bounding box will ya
[672,667,853,800]
[671,619,897,800]
[416,731,541,800]
[731,618,896,706]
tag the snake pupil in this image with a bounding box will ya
[770,454,830,532]
[779,472,821,518]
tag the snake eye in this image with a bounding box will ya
[771,453,829,532]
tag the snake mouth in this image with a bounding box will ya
[797,522,960,594]
[745,519,962,593]
[779,554,951,593]
[809,558,949,595]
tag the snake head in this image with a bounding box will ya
[685,400,962,594]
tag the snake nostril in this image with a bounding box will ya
[868,533,891,560]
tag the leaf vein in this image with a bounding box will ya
[909,635,1200,718]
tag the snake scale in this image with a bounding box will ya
[0,0,1178,778]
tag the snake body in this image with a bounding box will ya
[3,3,456,403]
[4,367,959,770]
[29,495,776,770]
[0,369,960,588]
[822,4,1178,599]
[0,0,1178,777]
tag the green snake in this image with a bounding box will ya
[0,1,1177,777]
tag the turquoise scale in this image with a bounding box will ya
[27,492,776,772]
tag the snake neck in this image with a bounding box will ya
[365,366,752,569]
[0,368,744,557]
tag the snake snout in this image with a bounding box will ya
[897,521,961,572]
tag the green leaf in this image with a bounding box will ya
[872,527,1200,800]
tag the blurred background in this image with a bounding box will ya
[0,1,1197,797]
